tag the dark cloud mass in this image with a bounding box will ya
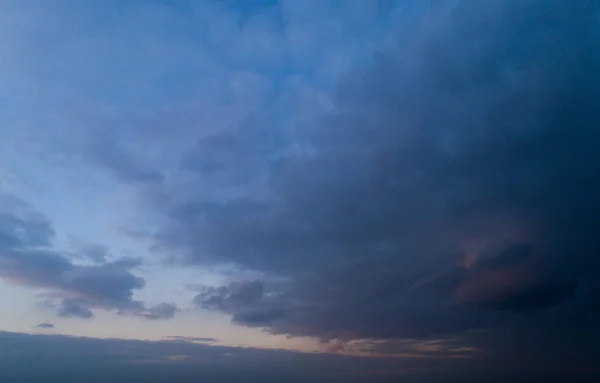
[2,331,597,383]
[0,194,175,320]
[121,0,600,362]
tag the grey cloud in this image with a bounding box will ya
[212,280,264,307]
[194,280,287,327]
[94,142,163,187]
[232,308,286,326]
[36,323,54,329]
[58,299,94,319]
[127,0,600,359]
[0,194,55,249]
[68,238,110,263]
[59,258,145,305]
[26,0,407,195]
[89,132,165,185]
[138,303,178,320]
[179,129,275,180]
[0,193,176,320]
[0,249,71,285]
[454,243,579,312]
[81,243,109,263]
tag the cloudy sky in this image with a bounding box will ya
[1,0,600,381]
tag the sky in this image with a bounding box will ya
[1,0,600,381]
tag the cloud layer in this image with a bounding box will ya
[2,331,597,383]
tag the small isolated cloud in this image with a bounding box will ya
[137,303,178,320]
[36,323,54,329]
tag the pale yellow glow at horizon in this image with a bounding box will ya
[0,280,323,353]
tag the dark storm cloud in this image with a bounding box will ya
[454,243,579,312]
[140,0,600,342]
[108,0,600,363]
[0,193,176,320]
